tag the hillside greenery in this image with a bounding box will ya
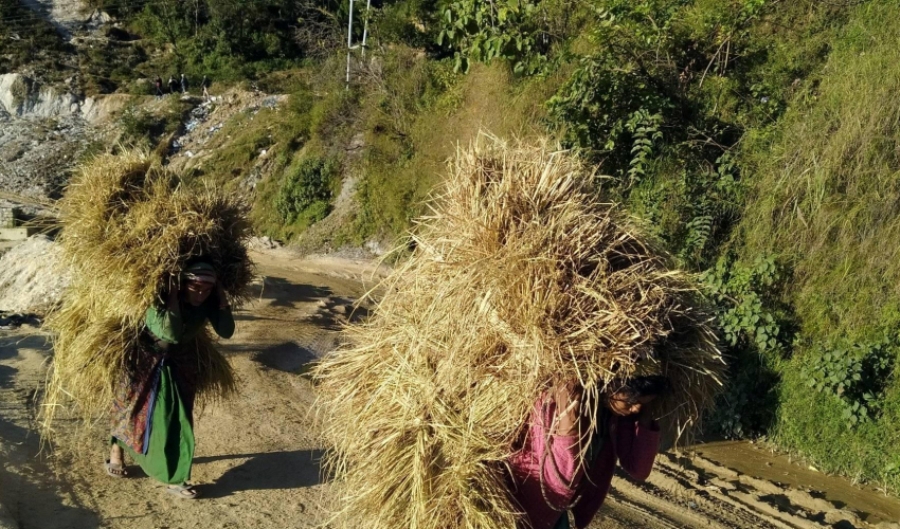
[8,0,900,493]
[0,0,72,78]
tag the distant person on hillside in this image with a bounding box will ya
[200,76,211,101]
[181,73,188,95]
[508,375,666,529]
[154,76,163,98]
[167,76,178,95]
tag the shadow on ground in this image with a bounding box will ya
[193,449,326,499]
[0,334,50,361]
[245,277,333,309]
[0,334,101,529]
[308,297,370,331]
[249,342,318,374]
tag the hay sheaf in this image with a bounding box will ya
[42,150,253,434]
[315,135,725,529]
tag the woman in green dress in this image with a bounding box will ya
[105,261,235,499]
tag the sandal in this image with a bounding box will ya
[166,484,199,499]
[104,459,128,478]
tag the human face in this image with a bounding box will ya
[606,392,657,417]
[184,280,214,306]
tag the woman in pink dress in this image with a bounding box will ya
[508,376,668,529]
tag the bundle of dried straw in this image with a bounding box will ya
[315,135,724,529]
[42,150,253,434]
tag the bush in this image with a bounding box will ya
[275,157,338,225]
[801,339,896,427]
[119,99,192,149]
[120,108,164,146]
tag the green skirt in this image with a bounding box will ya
[117,362,195,485]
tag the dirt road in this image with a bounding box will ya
[1,248,898,529]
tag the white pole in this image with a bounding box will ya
[346,0,355,87]
[361,0,372,58]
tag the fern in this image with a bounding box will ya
[683,213,713,258]
[625,110,663,183]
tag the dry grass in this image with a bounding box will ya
[315,134,724,529]
[41,150,254,436]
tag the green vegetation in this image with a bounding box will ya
[735,1,900,486]
[0,0,72,79]
[10,0,900,494]
[275,156,339,227]
[119,98,193,149]
[81,0,345,88]
[801,339,895,427]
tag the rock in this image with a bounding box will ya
[0,235,69,314]
[249,236,282,250]
[364,240,387,256]
[0,74,80,118]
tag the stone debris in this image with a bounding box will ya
[248,236,283,250]
[0,236,69,314]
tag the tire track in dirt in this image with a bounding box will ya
[592,450,895,529]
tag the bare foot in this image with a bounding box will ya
[105,444,128,478]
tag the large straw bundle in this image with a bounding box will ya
[315,135,725,529]
[42,150,253,433]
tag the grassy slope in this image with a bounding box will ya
[0,0,72,80]
[352,59,563,241]
[740,1,900,487]
[239,51,562,245]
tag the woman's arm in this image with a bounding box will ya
[541,383,585,493]
[614,410,661,481]
[207,284,235,338]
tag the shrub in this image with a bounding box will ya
[275,157,338,224]
[120,108,164,147]
[801,339,896,427]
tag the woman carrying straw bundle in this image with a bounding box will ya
[314,136,724,529]
[42,151,251,503]
[105,261,235,499]
[509,376,668,529]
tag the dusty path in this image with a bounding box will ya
[1,248,899,529]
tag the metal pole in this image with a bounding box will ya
[346,0,355,88]
[361,0,372,58]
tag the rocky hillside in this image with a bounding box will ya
[0,72,123,201]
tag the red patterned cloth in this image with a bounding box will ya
[110,345,161,454]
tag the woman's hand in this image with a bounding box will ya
[636,402,657,427]
[216,283,229,310]
[551,382,583,436]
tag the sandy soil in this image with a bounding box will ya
[1,248,899,529]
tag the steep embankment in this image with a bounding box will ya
[732,1,900,490]
[0,72,131,201]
